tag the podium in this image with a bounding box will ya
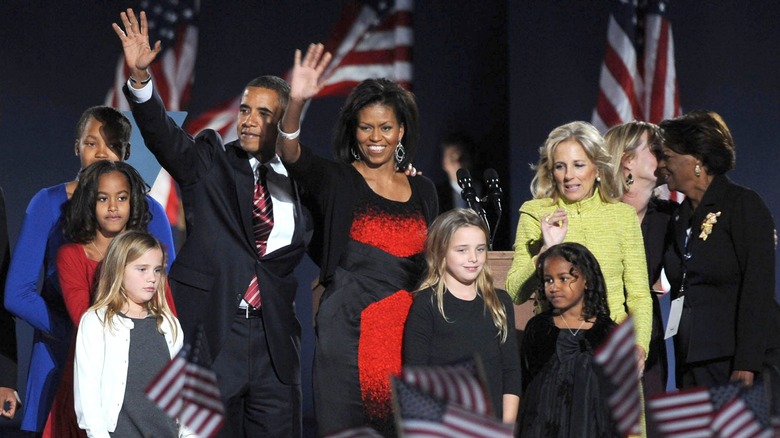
[488,251,535,331]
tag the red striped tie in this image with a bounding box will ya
[243,165,274,308]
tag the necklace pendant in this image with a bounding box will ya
[558,314,586,336]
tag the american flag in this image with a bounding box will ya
[145,328,224,438]
[711,382,773,438]
[107,0,198,226]
[393,378,513,438]
[592,0,680,131]
[314,0,413,96]
[648,382,774,438]
[648,387,719,438]
[401,359,492,417]
[593,317,642,436]
[184,0,414,142]
[712,398,772,438]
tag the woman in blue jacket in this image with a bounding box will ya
[3,106,175,434]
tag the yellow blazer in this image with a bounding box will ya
[506,189,652,352]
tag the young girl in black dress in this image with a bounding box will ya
[517,242,618,437]
[403,208,521,424]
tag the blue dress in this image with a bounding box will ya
[4,183,175,432]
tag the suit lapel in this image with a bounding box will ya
[227,142,257,250]
[675,176,729,261]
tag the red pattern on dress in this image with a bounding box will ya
[350,210,427,258]
[358,290,414,422]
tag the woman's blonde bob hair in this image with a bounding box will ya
[530,121,620,203]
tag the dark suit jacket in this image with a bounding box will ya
[435,178,480,215]
[435,181,458,214]
[664,175,780,371]
[125,87,312,385]
[0,186,17,389]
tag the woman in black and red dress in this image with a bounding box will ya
[277,44,438,436]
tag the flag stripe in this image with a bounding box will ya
[336,46,413,68]
[593,317,642,436]
[648,387,716,437]
[402,364,489,416]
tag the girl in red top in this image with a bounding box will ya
[44,160,175,437]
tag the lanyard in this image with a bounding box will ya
[679,227,693,295]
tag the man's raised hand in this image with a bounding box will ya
[111,8,162,82]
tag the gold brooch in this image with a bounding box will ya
[699,211,722,241]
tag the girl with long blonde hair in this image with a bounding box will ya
[403,208,521,423]
[74,230,182,438]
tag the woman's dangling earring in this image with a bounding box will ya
[351,147,361,162]
[596,175,601,183]
[625,173,634,187]
[395,141,406,166]
[694,164,702,177]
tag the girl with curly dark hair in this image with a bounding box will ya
[62,161,150,247]
[517,242,619,437]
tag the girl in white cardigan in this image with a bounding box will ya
[74,231,182,438]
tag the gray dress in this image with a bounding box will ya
[111,314,178,438]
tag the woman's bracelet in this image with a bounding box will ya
[277,120,300,140]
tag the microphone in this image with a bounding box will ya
[483,168,503,214]
[457,168,490,232]
[483,168,503,249]
[456,168,480,212]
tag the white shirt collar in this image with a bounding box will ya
[249,154,288,178]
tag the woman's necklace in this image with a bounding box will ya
[558,314,586,336]
[89,241,105,259]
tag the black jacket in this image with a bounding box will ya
[664,175,780,371]
[125,87,312,384]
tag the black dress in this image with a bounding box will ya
[517,311,618,437]
[402,287,521,418]
[314,188,427,435]
[287,146,438,436]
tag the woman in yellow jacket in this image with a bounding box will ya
[506,121,652,367]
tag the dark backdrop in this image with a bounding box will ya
[1,0,778,433]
